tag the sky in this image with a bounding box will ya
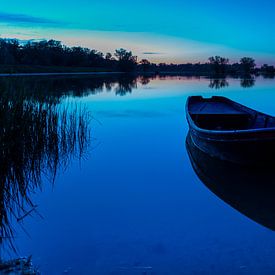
[0,0,274,64]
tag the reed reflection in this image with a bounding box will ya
[0,91,91,254]
[186,132,275,231]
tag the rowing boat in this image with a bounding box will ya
[186,96,275,164]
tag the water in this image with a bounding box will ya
[2,75,275,274]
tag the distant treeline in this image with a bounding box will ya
[0,38,274,75]
[141,56,275,76]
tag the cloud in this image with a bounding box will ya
[15,39,48,45]
[142,52,163,55]
[0,12,60,25]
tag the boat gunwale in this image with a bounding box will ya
[186,96,275,136]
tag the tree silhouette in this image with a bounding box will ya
[208,56,229,75]
[0,37,274,76]
[114,48,137,72]
[105,52,112,60]
[240,57,256,74]
[139,59,151,72]
[261,64,275,77]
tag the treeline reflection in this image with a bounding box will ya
[0,87,91,253]
[0,75,141,101]
[0,74,265,102]
[208,76,257,89]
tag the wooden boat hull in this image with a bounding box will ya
[186,96,275,164]
[189,127,275,164]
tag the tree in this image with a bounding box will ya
[105,52,112,60]
[208,56,229,75]
[0,39,20,65]
[114,48,137,72]
[261,64,275,76]
[139,59,150,72]
[240,57,256,74]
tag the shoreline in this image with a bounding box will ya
[0,71,125,77]
[0,71,273,79]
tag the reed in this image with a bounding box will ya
[0,94,91,253]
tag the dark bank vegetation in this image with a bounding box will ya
[0,257,37,274]
[0,38,274,76]
[0,39,137,73]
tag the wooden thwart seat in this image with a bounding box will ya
[190,101,252,130]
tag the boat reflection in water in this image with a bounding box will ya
[186,132,275,231]
[0,86,91,272]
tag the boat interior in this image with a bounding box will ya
[189,97,275,131]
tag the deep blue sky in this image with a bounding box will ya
[0,0,274,64]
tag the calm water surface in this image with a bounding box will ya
[2,75,275,274]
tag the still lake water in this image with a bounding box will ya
[2,75,275,274]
